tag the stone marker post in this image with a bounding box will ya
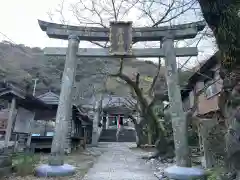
[163,35,191,167]
[49,35,79,165]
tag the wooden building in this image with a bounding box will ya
[32,91,93,152]
[180,52,225,168]
[0,82,51,152]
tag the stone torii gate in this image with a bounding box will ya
[36,20,206,179]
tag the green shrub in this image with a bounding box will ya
[12,153,40,176]
[206,167,226,180]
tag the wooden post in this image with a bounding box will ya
[116,115,119,129]
[26,112,35,150]
[13,134,19,152]
[49,35,79,166]
[106,115,109,129]
[83,127,87,149]
[4,98,16,152]
[163,36,191,167]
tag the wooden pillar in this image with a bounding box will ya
[116,115,120,129]
[163,36,191,167]
[4,97,16,152]
[71,118,75,137]
[106,115,109,129]
[76,121,78,136]
[102,115,106,130]
[83,126,87,149]
[49,35,79,165]
[26,112,36,149]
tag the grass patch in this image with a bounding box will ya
[12,152,40,176]
[205,167,230,180]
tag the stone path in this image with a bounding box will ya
[83,142,157,180]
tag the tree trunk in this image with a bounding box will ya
[198,0,240,172]
[144,107,171,156]
[129,115,147,147]
[116,69,168,153]
[147,125,152,145]
[135,123,147,147]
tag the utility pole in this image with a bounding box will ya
[32,78,38,96]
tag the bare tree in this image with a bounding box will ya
[109,57,169,148]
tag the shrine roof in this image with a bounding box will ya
[37,91,92,123]
[0,82,51,111]
[181,51,220,100]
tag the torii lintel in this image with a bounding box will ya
[38,20,206,42]
[44,47,198,58]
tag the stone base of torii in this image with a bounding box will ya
[35,20,206,179]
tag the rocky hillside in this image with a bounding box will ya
[0,41,193,105]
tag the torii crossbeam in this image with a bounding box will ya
[44,47,198,57]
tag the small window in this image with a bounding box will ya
[205,83,218,98]
[214,70,220,80]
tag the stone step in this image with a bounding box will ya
[99,129,136,142]
[99,136,135,142]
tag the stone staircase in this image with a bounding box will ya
[99,128,136,142]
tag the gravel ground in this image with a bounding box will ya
[129,146,204,179]
[3,146,106,180]
[1,144,181,180]
[146,157,174,179]
[128,145,175,179]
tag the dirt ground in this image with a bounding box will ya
[3,147,105,180]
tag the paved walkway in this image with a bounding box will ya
[83,142,157,180]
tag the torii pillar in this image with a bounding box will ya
[163,34,206,180]
[35,35,79,177]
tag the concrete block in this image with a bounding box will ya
[164,165,206,180]
[35,164,76,177]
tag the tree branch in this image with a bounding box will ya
[110,70,148,111]
[111,0,118,20]
[56,0,67,25]
[151,0,175,27]
[136,72,140,86]
[148,58,162,96]
[128,114,138,125]
[119,58,124,74]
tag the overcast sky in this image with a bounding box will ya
[0,0,217,68]
[0,0,64,47]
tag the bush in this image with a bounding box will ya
[206,167,235,180]
[207,169,219,180]
[12,153,40,176]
